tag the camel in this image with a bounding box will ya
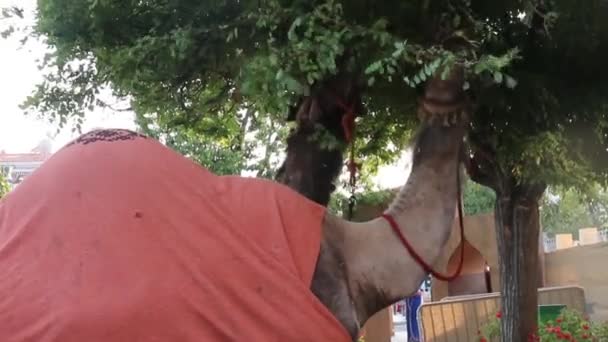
[0,68,468,342]
[310,67,470,339]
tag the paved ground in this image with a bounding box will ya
[391,321,408,342]
[391,313,408,342]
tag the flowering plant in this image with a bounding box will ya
[477,308,608,341]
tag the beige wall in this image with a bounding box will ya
[556,233,574,250]
[432,213,500,301]
[544,242,608,322]
[446,240,487,275]
[579,228,601,246]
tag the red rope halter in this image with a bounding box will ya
[335,98,359,185]
[381,164,466,282]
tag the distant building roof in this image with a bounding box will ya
[0,152,48,163]
[0,138,53,164]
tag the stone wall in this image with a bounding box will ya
[432,213,501,301]
[544,242,608,322]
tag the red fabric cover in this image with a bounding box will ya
[0,130,350,342]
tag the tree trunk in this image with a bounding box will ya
[275,124,345,205]
[275,74,362,206]
[495,183,545,341]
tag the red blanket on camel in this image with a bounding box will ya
[0,129,350,342]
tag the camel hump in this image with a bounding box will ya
[0,129,348,342]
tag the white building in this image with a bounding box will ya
[0,139,52,189]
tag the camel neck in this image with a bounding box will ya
[340,125,464,325]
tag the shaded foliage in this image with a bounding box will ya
[463,178,495,215]
[6,0,522,175]
[541,185,608,237]
[0,173,10,199]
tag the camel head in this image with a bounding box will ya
[418,64,470,128]
[409,64,470,171]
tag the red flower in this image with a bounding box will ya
[480,338,488,342]
[557,317,563,323]
[582,324,590,330]
[496,311,502,319]
[581,333,590,339]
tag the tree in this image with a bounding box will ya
[541,185,608,237]
[463,178,496,216]
[5,0,608,339]
[0,173,10,199]
[135,107,274,177]
[463,181,608,237]
[541,188,592,237]
[463,2,608,338]
[11,0,515,204]
[584,185,608,230]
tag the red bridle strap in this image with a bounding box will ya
[332,96,360,188]
[333,97,356,145]
[380,164,466,282]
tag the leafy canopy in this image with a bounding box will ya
[463,179,496,215]
[464,0,608,192]
[3,0,608,195]
[541,185,608,237]
[7,0,524,181]
[462,179,608,236]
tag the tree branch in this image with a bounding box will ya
[97,99,133,112]
[465,135,503,192]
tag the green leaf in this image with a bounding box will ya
[288,17,303,41]
[505,75,518,89]
[494,72,504,84]
[452,14,461,28]
[269,54,279,66]
[365,61,383,75]
[368,76,376,86]
[424,64,432,77]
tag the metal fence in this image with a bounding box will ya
[417,286,586,342]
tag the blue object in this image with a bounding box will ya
[405,291,422,341]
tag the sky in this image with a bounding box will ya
[0,0,409,188]
[0,0,136,153]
